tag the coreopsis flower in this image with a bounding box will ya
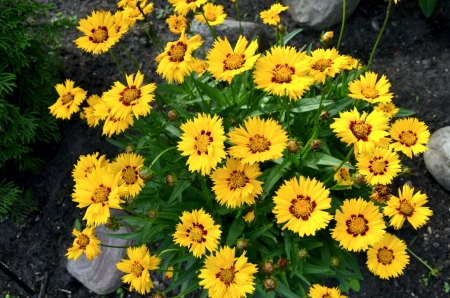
[49,79,87,119]
[383,185,433,230]
[103,114,135,137]
[122,0,154,27]
[309,48,348,84]
[273,177,332,236]
[331,198,386,252]
[166,14,189,34]
[194,3,227,26]
[72,166,129,226]
[169,0,207,16]
[165,266,174,279]
[207,35,260,84]
[356,147,402,185]
[116,245,161,295]
[260,3,289,26]
[243,209,255,223]
[82,94,103,127]
[308,284,348,298]
[66,227,101,262]
[118,0,137,9]
[366,233,410,279]
[178,114,227,175]
[330,108,390,155]
[192,58,207,77]
[199,246,258,298]
[113,11,131,34]
[333,164,353,187]
[253,46,314,100]
[228,116,288,165]
[74,11,128,54]
[210,158,263,208]
[110,153,145,197]
[173,209,222,258]
[389,117,430,158]
[102,70,156,120]
[341,55,362,70]
[370,183,393,204]
[155,31,203,84]
[375,102,399,119]
[348,72,393,104]
[72,152,110,181]
[322,31,334,44]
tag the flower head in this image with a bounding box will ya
[110,153,146,197]
[253,46,314,100]
[260,3,289,26]
[273,177,332,236]
[341,55,362,70]
[178,113,227,175]
[367,233,410,279]
[356,147,402,185]
[243,209,255,223]
[49,79,87,119]
[199,246,258,298]
[369,183,393,204]
[331,198,386,252]
[383,185,433,230]
[173,209,222,258]
[375,102,399,119]
[74,11,127,54]
[349,72,393,104]
[192,58,207,77]
[103,114,134,137]
[166,14,189,34]
[169,0,207,16]
[389,117,430,158]
[122,0,154,27]
[195,3,227,26]
[116,245,161,295]
[207,35,260,84]
[309,48,348,84]
[165,266,174,279]
[308,284,348,298]
[117,0,138,9]
[66,227,101,261]
[333,164,353,187]
[72,152,110,181]
[211,158,263,208]
[82,94,103,127]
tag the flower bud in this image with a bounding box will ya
[403,166,412,176]
[105,217,120,231]
[310,139,321,151]
[330,256,341,267]
[322,31,334,44]
[320,110,330,121]
[276,258,288,270]
[167,109,178,122]
[236,239,248,251]
[139,166,154,182]
[152,294,165,298]
[165,173,177,187]
[354,173,366,186]
[243,210,255,223]
[126,196,134,204]
[79,111,86,120]
[263,278,277,292]
[230,117,237,126]
[277,24,286,34]
[125,145,135,153]
[287,140,300,153]
[298,248,309,259]
[262,261,275,275]
[147,209,157,220]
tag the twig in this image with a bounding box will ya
[0,261,35,294]
[38,272,48,298]
[60,289,72,294]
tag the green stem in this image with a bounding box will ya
[406,247,435,272]
[157,248,184,258]
[120,204,149,218]
[337,0,346,50]
[150,146,177,168]
[284,96,292,137]
[201,11,217,41]
[240,73,249,114]
[139,22,161,53]
[191,74,210,113]
[109,49,126,78]
[323,147,354,185]
[235,0,243,36]
[120,40,145,78]
[367,0,392,69]
[136,3,164,52]
[100,244,131,249]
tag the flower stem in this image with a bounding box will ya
[100,244,131,249]
[201,11,217,41]
[120,40,147,81]
[139,22,162,53]
[136,3,164,52]
[367,0,392,69]
[406,247,439,275]
[284,96,292,137]
[323,146,354,185]
[150,146,177,168]
[191,74,210,113]
[337,0,346,50]
[235,0,243,35]
[109,49,126,78]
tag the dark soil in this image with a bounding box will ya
[1,0,449,297]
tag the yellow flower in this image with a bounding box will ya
[110,153,145,197]
[243,209,255,223]
[273,177,332,236]
[207,35,260,84]
[369,183,393,204]
[72,152,110,181]
[103,114,135,137]
[173,209,222,258]
[348,72,393,104]
[198,246,258,298]
[113,11,131,35]
[82,94,103,127]
[309,48,348,84]
[260,3,289,26]
[122,0,154,27]
[210,158,263,208]
[333,164,353,187]
[102,70,156,120]
[72,166,129,226]
[169,0,207,16]
[366,233,410,279]
[394,0,400,3]
[383,184,433,230]
[331,198,386,252]
[341,55,362,70]
[166,14,189,34]
[49,79,87,119]
[356,147,402,185]
[155,31,203,84]
[389,117,430,158]
[66,227,101,262]
[165,266,174,279]
[330,107,390,155]
[177,113,227,175]
[308,284,348,298]
[195,3,227,26]
[375,102,399,119]
[322,31,334,44]
[116,245,161,295]
[117,0,138,9]
[192,58,207,77]
[74,11,127,54]
[228,116,288,165]
[253,46,314,101]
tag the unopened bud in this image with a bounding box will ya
[230,117,237,126]
[125,145,135,153]
[403,166,412,176]
[354,173,365,186]
[167,109,178,122]
[276,258,288,270]
[236,239,248,251]
[263,278,277,292]
[126,196,134,204]
[152,294,165,298]
[330,256,341,267]
[165,173,177,187]
[298,248,309,259]
[139,166,154,182]
[311,139,321,151]
[105,217,120,231]
[320,110,330,121]
[287,140,300,153]
[322,31,334,44]
[262,261,275,275]
[277,24,286,34]
[79,112,86,120]
[147,209,157,220]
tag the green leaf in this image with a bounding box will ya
[305,152,355,169]
[394,107,416,118]
[349,279,361,292]
[74,218,81,231]
[283,28,303,45]
[246,223,273,240]
[261,159,290,199]
[303,263,334,274]
[165,260,202,292]
[291,97,333,113]
[418,0,437,17]
[168,179,191,204]
[193,78,228,105]
[275,279,300,298]
[225,217,245,246]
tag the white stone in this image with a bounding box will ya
[423,126,450,192]
[67,211,134,295]
[284,0,361,31]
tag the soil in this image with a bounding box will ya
[1,0,449,297]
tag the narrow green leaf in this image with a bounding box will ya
[275,279,299,298]
[247,223,273,240]
[283,28,303,45]
[105,137,126,149]
[394,107,416,118]
[349,279,361,292]
[164,123,182,137]
[168,179,191,204]
[225,217,245,246]
[193,78,228,105]
[166,261,202,292]
[306,152,355,169]
[418,0,437,17]
[303,263,334,274]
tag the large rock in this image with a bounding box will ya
[423,126,450,192]
[284,0,361,31]
[67,211,134,295]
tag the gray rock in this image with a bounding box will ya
[67,210,134,295]
[424,126,450,192]
[284,0,361,31]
